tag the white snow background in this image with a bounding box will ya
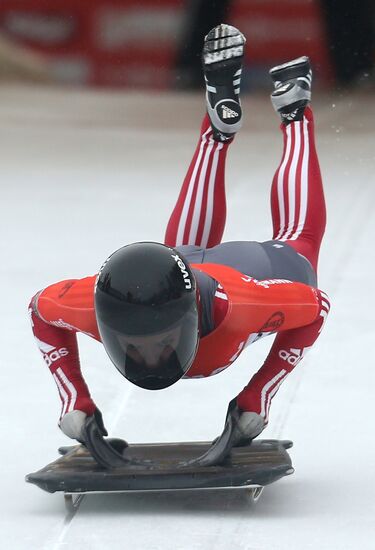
[0,87,374,549]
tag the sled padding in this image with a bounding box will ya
[26,439,294,495]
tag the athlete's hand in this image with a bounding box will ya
[180,399,265,468]
[59,408,108,442]
[229,400,265,447]
[213,398,265,449]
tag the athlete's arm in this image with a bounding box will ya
[243,277,326,333]
[236,282,330,420]
[29,276,100,438]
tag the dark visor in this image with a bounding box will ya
[98,313,198,390]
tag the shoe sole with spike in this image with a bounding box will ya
[270,56,312,122]
[202,24,246,141]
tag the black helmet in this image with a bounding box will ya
[94,242,199,390]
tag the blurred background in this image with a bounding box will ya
[0,0,374,91]
[1,3,375,547]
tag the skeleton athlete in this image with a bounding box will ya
[29,25,330,459]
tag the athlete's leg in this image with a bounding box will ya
[164,24,245,249]
[164,115,230,248]
[269,58,326,273]
[270,108,326,272]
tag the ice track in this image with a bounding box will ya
[1,86,374,549]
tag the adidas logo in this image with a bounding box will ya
[279,346,312,366]
[35,337,69,367]
[282,109,299,121]
[275,83,291,93]
[221,105,239,119]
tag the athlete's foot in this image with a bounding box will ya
[270,56,312,124]
[202,24,246,142]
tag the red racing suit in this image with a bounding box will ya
[29,262,329,425]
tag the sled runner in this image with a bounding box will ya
[26,439,294,510]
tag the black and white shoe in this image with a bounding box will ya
[270,56,312,123]
[202,24,246,142]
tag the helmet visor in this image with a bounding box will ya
[98,310,199,390]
